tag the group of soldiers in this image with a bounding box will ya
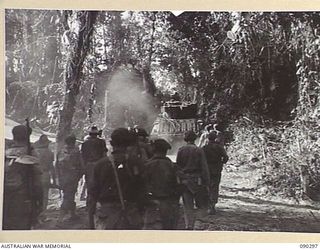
[3,122,228,230]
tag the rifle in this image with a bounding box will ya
[110,156,130,228]
[111,162,126,211]
[88,155,129,229]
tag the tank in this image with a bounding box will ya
[150,101,199,156]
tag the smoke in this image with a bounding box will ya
[106,66,157,132]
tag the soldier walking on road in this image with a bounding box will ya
[176,131,210,230]
[197,124,213,148]
[87,128,144,230]
[134,127,153,159]
[3,125,43,230]
[127,129,149,214]
[81,126,107,205]
[56,135,84,223]
[203,131,228,215]
[143,139,180,230]
[33,134,55,211]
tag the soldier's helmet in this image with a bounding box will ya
[12,125,31,142]
[152,139,171,153]
[88,126,100,136]
[34,134,51,148]
[110,128,132,147]
[39,134,50,143]
[184,130,197,142]
[65,134,76,145]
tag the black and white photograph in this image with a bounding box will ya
[3,9,320,232]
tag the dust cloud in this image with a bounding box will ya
[105,66,157,132]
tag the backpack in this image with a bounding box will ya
[4,146,38,193]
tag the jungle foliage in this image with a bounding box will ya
[5,10,320,200]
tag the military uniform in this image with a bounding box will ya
[81,127,107,206]
[176,131,210,230]
[88,128,144,230]
[126,143,148,175]
[138,141,153,159]
[33,135,55,210]
[81,134,107,181]
[57,139,84,220]
[203,134,228,214]
[3,125,42,230]
[143,153,180,230]
[88,150,143,230]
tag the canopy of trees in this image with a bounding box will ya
[5,10,320,200]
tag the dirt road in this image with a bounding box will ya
[34,161,320,232]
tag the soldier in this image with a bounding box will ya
[129,127,149,170]
[33,134,55,211]
[202,131,229,215]
[134,127,153,159]
[176,131,210,230]
[197,124,213,147]
[81,126,107,204]
[87,128,144,230]
[126,129,149,215]
[56,135,84,223]
[143,139,180,230]
[3,125,43,230]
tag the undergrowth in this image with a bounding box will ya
[226,116,320,202]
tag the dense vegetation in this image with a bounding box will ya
[5,10,320,200]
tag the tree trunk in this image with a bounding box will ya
[142,66,156,96]
[142,13,157,96]
[56,11,98,151]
